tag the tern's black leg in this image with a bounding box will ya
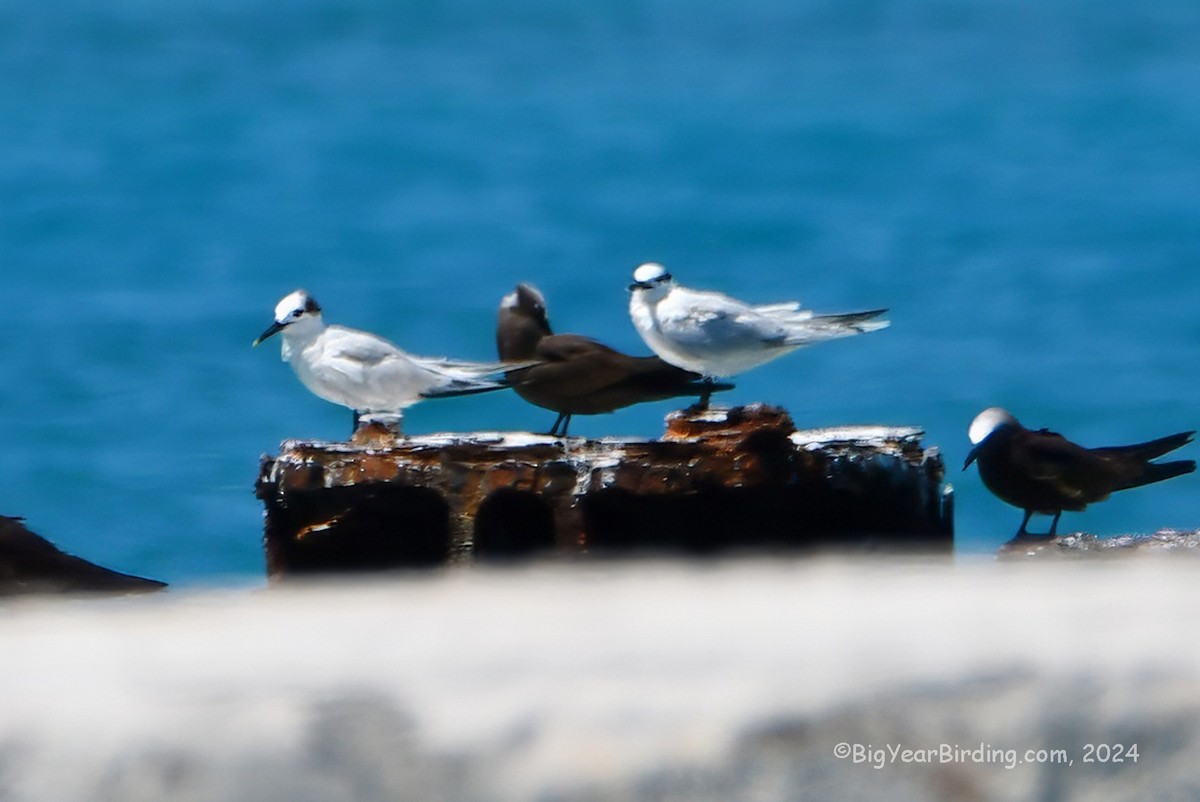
[560,414,572,438]
[685,378,715,413]
[548,413,566,437]
[1048,511,1062,538]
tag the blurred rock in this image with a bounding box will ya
[999,529,1200,559]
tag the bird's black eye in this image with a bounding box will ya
[292,309,304,318]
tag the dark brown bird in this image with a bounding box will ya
[0,515,166,596]
[963,407,1195,540]
[497,283,732,436]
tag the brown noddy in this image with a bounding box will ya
[497,283,732,437]
[963,407,1195,540]
[0,515,166,596]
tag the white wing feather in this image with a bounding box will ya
[658,288,792,349]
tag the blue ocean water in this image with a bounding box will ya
[2,0,1199,585]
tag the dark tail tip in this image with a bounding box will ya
[1120,459,1197,491]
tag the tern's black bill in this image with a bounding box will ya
[253,320,286,347]
[629,273,672,291]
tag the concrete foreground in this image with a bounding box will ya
[0,558,1197,801]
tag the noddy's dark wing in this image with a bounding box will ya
[1009,430,1131,504]
[534,334,715,392]
[524,334,648,398]
[506,334,723,416]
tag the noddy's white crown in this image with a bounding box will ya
[969,407,1018,445]
[274,289,319,323]
[632,263,669,284]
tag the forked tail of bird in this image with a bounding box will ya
[783,308,890,345]
[416,357,541,400]
[1092,430,1195,491]
[1096,430,1195,462]
[1115,458,1197,492]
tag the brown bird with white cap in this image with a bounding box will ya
[964,407,1195,540]
[497,283,731,437]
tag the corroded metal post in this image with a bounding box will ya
[255,405,952,577]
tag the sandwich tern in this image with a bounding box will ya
[254,289,523,431]
[627,263,889,398]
